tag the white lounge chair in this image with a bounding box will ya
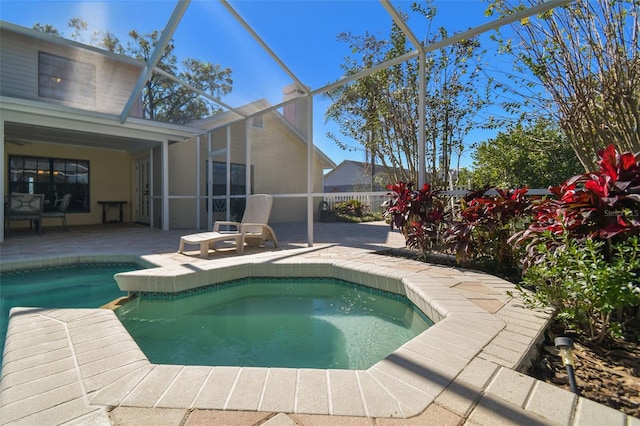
[178,194,279,258]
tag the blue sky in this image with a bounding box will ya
[0,0,514,169]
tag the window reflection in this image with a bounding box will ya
[9,155,90,212]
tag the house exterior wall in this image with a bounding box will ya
[168,140,198,229]
[4,142,132,228]
[1,24,333,233]
[0,28,143,116]
[168,112,326,228]
[249,113,324,223]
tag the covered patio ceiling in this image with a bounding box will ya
[2,97,203,154]
[5,123,159,154]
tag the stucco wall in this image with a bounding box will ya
[168,113,327,228]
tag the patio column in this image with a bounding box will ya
[245,119,251,196]
[0,117,4,242]
[226,126,231,222]
[207,132,213,230]
[162,139,169,230]
[149,148,154,228]
[195,135,201,230]
[306,93,314,247]
[418,51,426,187]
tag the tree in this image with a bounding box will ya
[471,119,584,189]
[32,23,61,37]
[33,19,232,124]
[487,0,640,171]
[325,3,490,189]
[125,30,232,124]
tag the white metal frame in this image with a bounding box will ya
[1,0,573,243]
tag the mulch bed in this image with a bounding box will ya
[527,320,639,418]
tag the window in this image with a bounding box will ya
[9,155,90,213]
[251,115,263,128]
[38,52,96,106]
[211,162,251,196]
[206,161,254,218]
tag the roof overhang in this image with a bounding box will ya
[0,20,145,68]
[1,96,204,153]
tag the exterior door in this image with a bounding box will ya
[135,158,150,224]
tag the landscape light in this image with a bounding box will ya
[554,336,580,396]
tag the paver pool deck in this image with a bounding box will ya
[0,222,636,426]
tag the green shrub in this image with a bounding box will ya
[517,233,640,342]
[334,199,365,217]
[332,199,382,222]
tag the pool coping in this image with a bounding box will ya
[107,257,527,418]
[1,246,633,425]
[0,254,158,273]
[0,249,545,419]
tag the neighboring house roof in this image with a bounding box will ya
[193,99,336,170]
[323,160,387,192]
[324,160,384,181]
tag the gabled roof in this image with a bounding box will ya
[192,99,336,169]
[191,99,271,130]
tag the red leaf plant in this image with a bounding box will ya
[446,187,533,271]
[384,182,448,254]
[511,144,640,267]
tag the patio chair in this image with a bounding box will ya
[178,194,279,258]
[42,193,72,231]
[5,193,44,237]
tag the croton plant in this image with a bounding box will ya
[384,181,448,254]
[384,144,640,341]
[511,144,640,266]
[385,144,640,267]
[446,187,532,271]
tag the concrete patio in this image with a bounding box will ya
[0,222,636,425]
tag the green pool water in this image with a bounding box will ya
[0,262,142,368]
[117,278,432,370]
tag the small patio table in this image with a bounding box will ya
[97,201,127,223]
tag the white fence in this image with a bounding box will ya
[322,188,551,214]
[322,192,390,214]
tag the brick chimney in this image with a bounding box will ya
[283,84,307,137]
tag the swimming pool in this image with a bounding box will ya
[117,277,432,369]
[0,262,144,367]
